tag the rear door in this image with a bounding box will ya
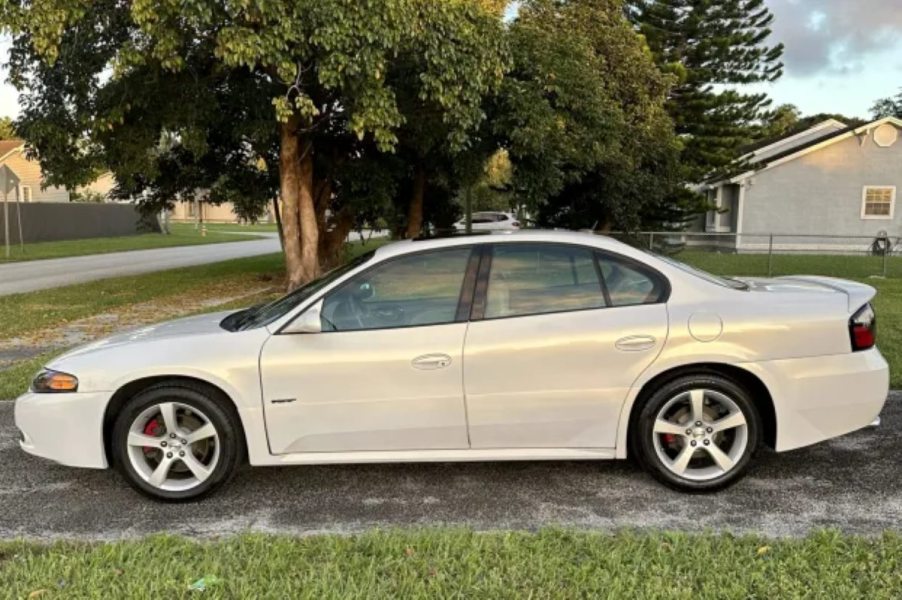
[462,242,669,449]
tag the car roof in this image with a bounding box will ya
[373,229,635,260]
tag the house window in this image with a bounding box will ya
[21,186,32,202]
[861,186,895,219]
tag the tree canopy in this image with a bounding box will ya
[0,116,16,139]
[630,0,784,181]
[496,0,684,230]
[3,0,786,286]
[872,90,902,119]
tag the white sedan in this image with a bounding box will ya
[15,230,888,501]
[454,211,521,231]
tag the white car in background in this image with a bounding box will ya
[454,211,521,231]
[15,230,888,501]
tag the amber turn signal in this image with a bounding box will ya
[31,369,79,393]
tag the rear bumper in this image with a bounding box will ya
[14,391,110,469]
[741,348,889,452]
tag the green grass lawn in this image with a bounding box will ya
[1,529,899,598]
[0,253,287,340]
[0,226,263,263]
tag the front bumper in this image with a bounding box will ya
[741,347,889,452]
[14,391,110,469]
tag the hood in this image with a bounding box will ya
[738,275,876,312]
[53,310,236,362]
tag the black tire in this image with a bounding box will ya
[632,374,761,492]
[111,383,244,502]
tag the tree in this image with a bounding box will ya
[758,103,801,141]
[872,90,902,119]
[631,0,784,180]
[747,107,865,154]
[2,0,507,289]
[495,0,685,231]
[0,116,16,139]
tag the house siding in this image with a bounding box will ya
[741,126,902,240]
[1,150,69,203]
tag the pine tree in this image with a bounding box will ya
[630,0,784,180]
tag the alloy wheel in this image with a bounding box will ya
[651,388,749,482]
[126,401,221,492]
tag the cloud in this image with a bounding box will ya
[767,0,902,77]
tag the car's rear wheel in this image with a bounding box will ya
[633,374,761,492]
[111,384,243,501]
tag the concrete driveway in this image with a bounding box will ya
[0,235,281,296]
[0,393,898,540]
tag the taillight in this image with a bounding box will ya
[849,303,876,351]
[511,221,521,228]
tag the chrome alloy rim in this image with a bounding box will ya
[652,389,748,481]
[126,402,220,492]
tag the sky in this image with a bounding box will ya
[1,0,900,121]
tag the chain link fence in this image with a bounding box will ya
[606,231,902,279]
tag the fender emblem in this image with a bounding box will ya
[271,398,296,404]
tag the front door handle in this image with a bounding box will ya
[615,335,657,352]
[411,353,452,370]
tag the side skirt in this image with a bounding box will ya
[251,447,617,467]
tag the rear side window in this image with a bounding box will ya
[484,244,606,318]
[597,252,668,306]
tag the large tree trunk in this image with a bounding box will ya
[405,164,426,238]
[279,118,306,290]
[271,196,284,251]
[296,137,320,285]
[320,208,354,270]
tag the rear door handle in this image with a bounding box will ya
[615,335,657,352]
[411,353,452,370]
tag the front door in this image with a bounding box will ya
[463,242,669,449]
[260,246,477,454]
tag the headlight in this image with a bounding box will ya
[31,369,79,393]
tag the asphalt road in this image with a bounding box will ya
[0,235,281,296]
[0,394,898,540]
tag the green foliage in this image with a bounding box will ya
[69,189,107,203]
[0,116,16,139]
[3,0,507,249]
[872,89,902,119]
[497,0,685,230]
[631,0,785,180]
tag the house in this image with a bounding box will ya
[700,116,902,252]
[0,139,261,223]
[168,199,265,223]
[0,139,70,202]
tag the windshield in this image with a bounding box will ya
[653,254,749,290]
[227,251,375,330]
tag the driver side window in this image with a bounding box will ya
[320,247,473,332]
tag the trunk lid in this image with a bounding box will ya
[738,275,876,313]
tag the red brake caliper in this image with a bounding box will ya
[143,418,162,455]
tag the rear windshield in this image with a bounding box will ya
[654,254,749,290]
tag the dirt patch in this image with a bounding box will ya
[0,285,279,371]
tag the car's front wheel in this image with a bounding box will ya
[633,374,761,492]
[111,384,243,501]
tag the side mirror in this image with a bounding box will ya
[283,299,323,334]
